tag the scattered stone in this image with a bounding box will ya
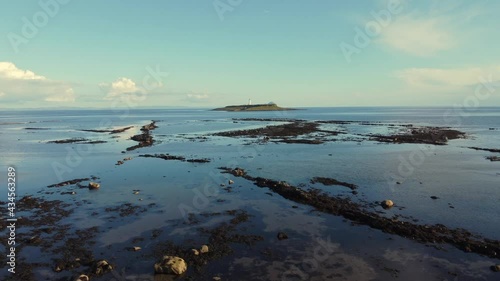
[128,246,141,251]
[116,160,124,166]
[232,168,246,176]
[93,260,113,275]
[74,274,90,281]
[277,232,288,240]
[381,200,394,209]
[154,256,187,275]
[61,191,77,195]
[491,264,500,272]
[191,249,200,256]
[88,182,100,190]
[430,196,439,200]
[200,245,209,254]
[53,262,64,272]
[228,180,234,185]
[396,181,402,185]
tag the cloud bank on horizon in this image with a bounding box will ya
[0,0,499,108]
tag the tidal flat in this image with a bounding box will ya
[0,107,499,281]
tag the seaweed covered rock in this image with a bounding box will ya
[154,256,187,275]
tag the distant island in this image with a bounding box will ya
[212,102,296,112]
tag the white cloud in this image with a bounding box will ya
[0,62,75,103]
[396,66,500,88]
[0,62,46,80]
[376,1,489,57]
[100,77,145,100]
[378,15,454,56]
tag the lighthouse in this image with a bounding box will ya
[248,99,252,105]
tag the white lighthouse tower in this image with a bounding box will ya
[248,99,252,105]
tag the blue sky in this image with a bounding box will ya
[0,0,499,108]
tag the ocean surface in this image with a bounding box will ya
[0,107,499,280]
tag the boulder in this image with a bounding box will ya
[154,256,187,275]
[233,168,245,176]
[191,249,199,256]
[88,182,100,190]
[200,245,209,254]
[491,264,500,272]
[381,200,394,209]
[93,260,113,275]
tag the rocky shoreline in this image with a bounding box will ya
[220,167,500,260]
[212,119,466,145]
[126,121,158,151]
[2,116,499,280]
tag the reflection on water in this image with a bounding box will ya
[0,107,499,280]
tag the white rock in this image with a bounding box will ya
[200,245,209,254]
[381,200,394,209]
